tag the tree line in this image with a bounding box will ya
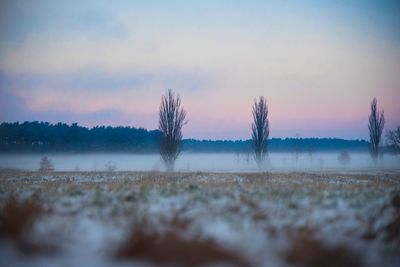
[0,122,369,153]
[0,122,159,152]
[182,138,369,153]
[0,90,398,171]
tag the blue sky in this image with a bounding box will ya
[0,0,399,139]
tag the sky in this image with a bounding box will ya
[0,0,399,140]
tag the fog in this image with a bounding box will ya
[0,152,399,172]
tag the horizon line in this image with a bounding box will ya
[0,120,369,142]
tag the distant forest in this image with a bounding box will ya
[0,122,370,153]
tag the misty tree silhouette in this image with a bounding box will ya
[158,89,187,171]
[39,156,54,172]
[338,151,351,167]
[386,126,400,152]
[251,96,269,169]
[368,97,385,164]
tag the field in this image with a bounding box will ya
[0,171,400,267]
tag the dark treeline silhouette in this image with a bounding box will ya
[0,121,159,152]
[0,121,370,153]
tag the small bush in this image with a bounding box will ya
[39,156,54,172]
[105,161,117,172]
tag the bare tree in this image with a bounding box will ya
[39,156,54,172]
[368,97,385,163]
[251,96,269,169]
[338,151,351,168]
[386,126,400,152]
[158,89,187,171]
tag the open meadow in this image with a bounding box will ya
[1,170,399,267]
[2,1,400,267]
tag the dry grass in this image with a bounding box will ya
[116,228,251,267]
[0,170,399,266]
[385,213,400,242]
[0,197,43,239]
[384,193,400,242]
[284,236,363,267]
[1,170,399,191]
[115,210,251,266]
[391,193,400,208]
[0,196,58,255]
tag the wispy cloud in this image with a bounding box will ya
[0,0,399,139]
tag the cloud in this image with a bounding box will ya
[0,69,213,124]
[0,1,399,139]
[0,0,128,42]
[0,88,158,128]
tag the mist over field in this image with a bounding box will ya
[1,152,399,172]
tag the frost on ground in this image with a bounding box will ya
[0,171,399,267]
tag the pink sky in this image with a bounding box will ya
[0,1,399,139]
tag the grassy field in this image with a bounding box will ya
[0,171,399,267]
